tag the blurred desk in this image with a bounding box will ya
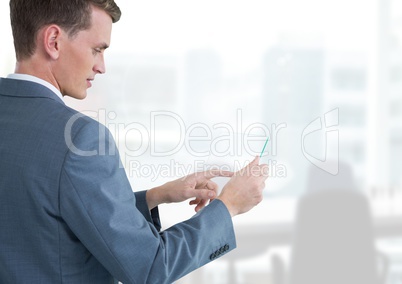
[230,215,402,259]
[224,198,402,284]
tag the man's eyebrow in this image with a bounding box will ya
[98,43,109,50]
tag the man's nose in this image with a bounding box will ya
[94,54,106,74]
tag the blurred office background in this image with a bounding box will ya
[2,0,402,283]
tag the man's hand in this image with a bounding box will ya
[217,156,269,217]
[146,169,233,212]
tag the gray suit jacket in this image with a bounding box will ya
[0,77,236,283]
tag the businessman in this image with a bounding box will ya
[0,0,268,283]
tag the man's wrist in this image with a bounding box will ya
[146,187,163,210]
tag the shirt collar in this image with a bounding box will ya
[7,73,63,101]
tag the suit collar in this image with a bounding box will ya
[0,77,65,105]
[7,74,63,101]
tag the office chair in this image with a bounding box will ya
[271,162,388,284]
[271,189,388,284]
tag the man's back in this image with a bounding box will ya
[0,78,117,283]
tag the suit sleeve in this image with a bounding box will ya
[59,121,236,284]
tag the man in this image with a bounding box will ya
[0,0,268,283]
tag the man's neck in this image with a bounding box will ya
[14,56,60,93]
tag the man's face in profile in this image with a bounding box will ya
[53,6,112,100]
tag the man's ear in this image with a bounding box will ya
[42,25,63,60]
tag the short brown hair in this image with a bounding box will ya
[10,0,121,61]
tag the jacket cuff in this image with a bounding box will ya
[134,190,162,232]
